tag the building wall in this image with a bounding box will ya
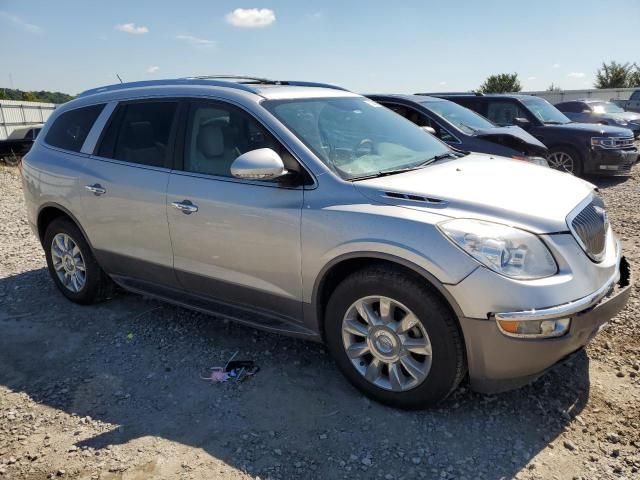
[0,100,57,140]
[520,87,637,105]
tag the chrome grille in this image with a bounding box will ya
[568,196,608,262]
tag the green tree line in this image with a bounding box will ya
[478,61,640,93]
[0,88,74,104]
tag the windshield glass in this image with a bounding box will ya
[591,102,624,114]
[521,97,571,124]
[422,100,494,133]
[264,97,452,180]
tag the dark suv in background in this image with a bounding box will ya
[426,93,638,176]
[366,94,548,166]
[555,100,640,138]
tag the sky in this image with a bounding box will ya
[1,0,639,95]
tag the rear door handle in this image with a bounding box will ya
[85,184,106,196]
[171,200,198,214]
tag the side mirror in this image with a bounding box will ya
[231,148,288,181]
[421,126,437,135]
[513,117,530,128]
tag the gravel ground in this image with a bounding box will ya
[1,163,639,480]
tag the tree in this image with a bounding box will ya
[629,64,640,87]
[22,91,39,102]
[547,83,562,92]
[594,61,634,88]
[478,73,522,94]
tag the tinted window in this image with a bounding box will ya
[631,91,640,100]
[98,102,178,167]
[383,103,457,142]
[423,100,495,133]
[485,101,529,126]
[45,104,105,152]
[556,102,585,113]
[184,103,280,177]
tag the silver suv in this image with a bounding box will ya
[22,76,632,408]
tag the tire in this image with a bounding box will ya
[324,266,466,409]
[547,146,583,176]
[44,217,114,304]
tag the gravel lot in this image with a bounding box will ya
[1,163,639,480]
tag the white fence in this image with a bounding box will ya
[520,87,637,105]
[0,100,57,140]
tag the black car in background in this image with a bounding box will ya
[0,125,42,165]
[426,93,638,176]
[366,94,548,166]
[555,99,640,138]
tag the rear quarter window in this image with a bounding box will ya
[44,104,105,152]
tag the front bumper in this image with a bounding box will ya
[459,256,631,394]
[586,147,638,175]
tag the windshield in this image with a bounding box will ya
[264,97,452,180]
[591,102,624,114]
[521,97,571,124]
[422,100,494,133]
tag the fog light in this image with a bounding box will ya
[496,318,570,338]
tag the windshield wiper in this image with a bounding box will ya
[543,120,566,125]
[350,152,459,181]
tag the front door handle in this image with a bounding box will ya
[171,200,198,214]
[85,184,106,196]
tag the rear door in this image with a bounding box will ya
[166,99,305,321]
[80,99,181,288]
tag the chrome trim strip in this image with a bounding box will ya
[494,241,621,323]
[566,193,607,262]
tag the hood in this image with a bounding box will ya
[549,122,633,136]
[472,125,547,154]
[354,153,595,234]
[612,112,640,122]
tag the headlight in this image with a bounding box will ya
[591,137,617,148]
[511,155,549,167]
[438,219,557,280]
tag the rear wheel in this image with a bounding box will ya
[324,267,466,409]
[44,218,114,304]
[547,146,583,176]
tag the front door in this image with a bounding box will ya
[80,99,180,288]
[167,100,304,321]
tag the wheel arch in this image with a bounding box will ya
[37,203,94,252]
[311,252,467,344]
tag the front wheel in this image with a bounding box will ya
[547,146,583,176]
[325,267,466,409]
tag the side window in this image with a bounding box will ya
[184,103,280,178]
[97,101,178,167]
[45,104,105,152]
[485,101,528,126]
[383,103,456,141]
[631,91,640,101]
[558,102,584,113]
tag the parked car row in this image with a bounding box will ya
[22,76,632,408]
[555,99,640,138]
[0,125,42,165]
[413,93,638,176]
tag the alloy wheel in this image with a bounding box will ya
[51,233,87,293]
[547,151,575,174]
[341,296,432,392]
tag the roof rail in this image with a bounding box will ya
[415,91,483,97]
[192,75,349,91]
[78,78,261,98]
[78,76,349,98]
